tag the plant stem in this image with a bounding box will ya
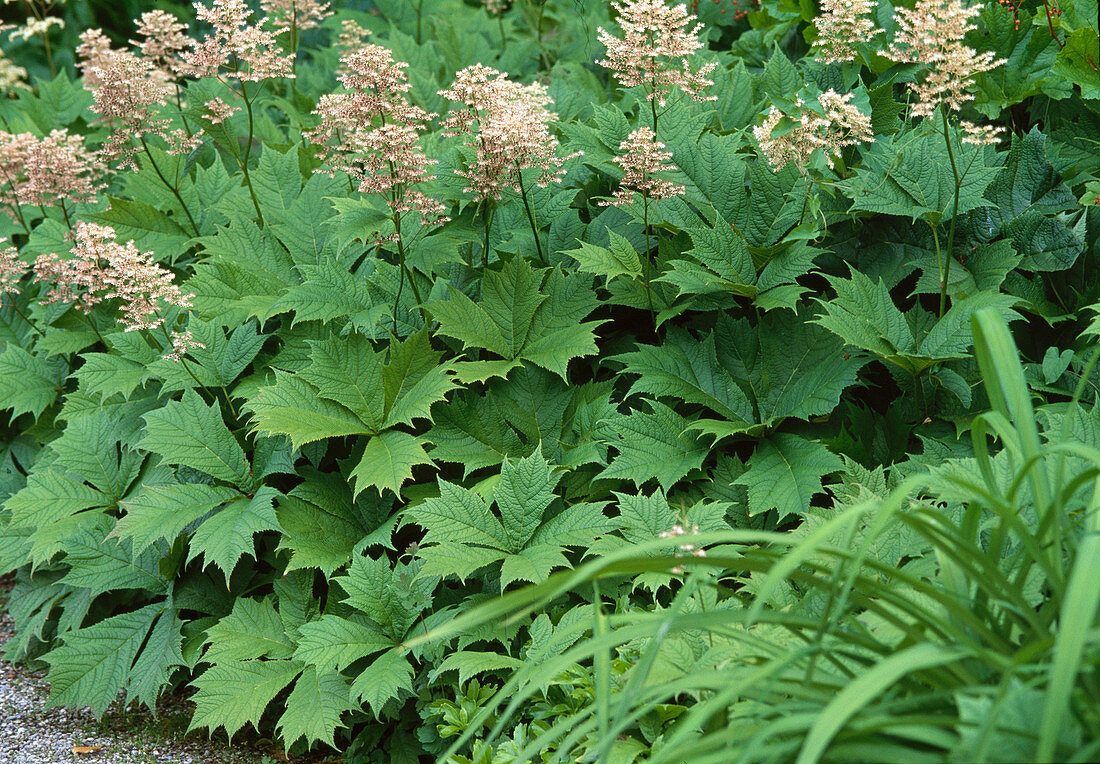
[4,299,45,337]
[482,200,495,268]
[138,136,200,237]
[237,81,266,227]
[517,170,545,264]
[392,211,426,333]
[939,109,961,318]
[643,194,656,330]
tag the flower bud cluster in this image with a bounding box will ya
[260,0,333,33]
[186,0,294,81]
[308,43,447,233]
[811,0,882,64]
[0,240,25,295]
[884,0,1004,120]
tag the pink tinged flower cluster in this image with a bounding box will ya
[884,0,1004,119]
[0,130,105,220]
[165,329,204,362]
[307,44,446,230]
[206,97,241,123]
[439,64,580,202]
[602,127,684,207]
[753,91,874,171]
[32,222,194,331]
[132,10,192,80]
[260,0,333,32]
[0,241,25,295]
[811,0,882,64]
[186,0,294,81]
[78,34,174,168]
[598,0,717,105]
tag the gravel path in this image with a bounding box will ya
[0,611,267,764]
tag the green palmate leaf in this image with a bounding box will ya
[141,390,251,488]
[349,430,432,498]
[499,544,571,588]
[276,486,391,577]
[187,487,282,578]
[153,320,267,393]
[339,556,432,643]
[189,659,303,740]
[429,258,602,379]
[0,345,65,421]
[565,231,643,281]
[73,353,151,400]
[188,217,298,325]
[44,603,162,717]
[973,128,1083,272]
[414,541,507,583]
[613,328,754,428]
[47,413,143,498]
[733,434,843,520]
[203,597,295,665]
[814,269,1020,376]
[59,528,166,597]
[413,480,509,549]
[273,257,382,328]
[350,648,414,717]
[278,666,350,749]
[431,651,525,685]
[1054,26,1100,100]
[127,607,184,710]
[302,333,387,430]
[114,483,240,555]
[294,615,394,672]
[245,371,371,449]
[88,197,191,254]
[599,401,709,491]
[658,215,757,300]
[707,310,867,429]
[494,447,560,552]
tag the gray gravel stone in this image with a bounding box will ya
[0,612,265,764]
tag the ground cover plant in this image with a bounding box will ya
[0,0,1097,761]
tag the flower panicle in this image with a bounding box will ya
[0,129,105,222]
[439,64,580,202]
[597,0,717,106]
[601,126,683,207]
[77,33,173,168]
[0,240,25,295]
[884,0,1005,119]
[307,43,447,235]
[260,0,333,32]
[132,9,191,80]
[753,90,873,171]
[186,0,294,81]
[811,0,882,64]
[32,222,194,332]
